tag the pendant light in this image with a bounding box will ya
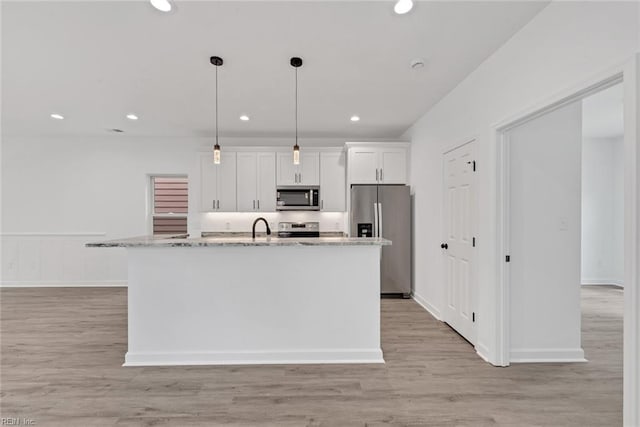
[210,56,223,164]
[291,57,303,165]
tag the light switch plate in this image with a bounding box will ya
[559,217,569,231]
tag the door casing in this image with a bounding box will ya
[493,56,638,426]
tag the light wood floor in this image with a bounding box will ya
[0,285,622,426]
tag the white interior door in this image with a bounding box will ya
[443,141,476,343]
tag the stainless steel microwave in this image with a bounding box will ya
[276,186,320,211]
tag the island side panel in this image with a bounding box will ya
[124,245,383,366]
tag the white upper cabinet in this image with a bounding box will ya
[320,151,346,212]
[349,147,379,184]
[236,152,276,212]
[347,143,409,184]
[379,148,408,184]
[200,152,237,212]
[276,151,319,186]
[256,153,277,211]
[276,152,297,186]
[236,153,258,212]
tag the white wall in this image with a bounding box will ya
[404,1,638,363]
[508,101,584,362]
[0,136,350,285]
[581,136,624,286]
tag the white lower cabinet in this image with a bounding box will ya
[236,152,276,212]
[320,151,346,211]
[200,153,237,212]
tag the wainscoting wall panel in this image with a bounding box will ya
[1,233,126,287]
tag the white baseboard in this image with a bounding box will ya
[582,279,624,287]
[412,292,442,321]
[510,347,587,363]
[124,349,385,367]
[0,281,127,288]
[475,342,496,365]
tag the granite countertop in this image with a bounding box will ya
[86,234,391,248]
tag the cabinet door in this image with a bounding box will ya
[236,152,257,212]
[276,152,297,185]
[320,151,346,211]
[200,155,218,212]
[256,152,276,212]
[299,151,320,185]
[380,148,407,184]
[349,148,379,184]
[216,152,237,212]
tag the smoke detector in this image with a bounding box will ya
[410,59,426,69]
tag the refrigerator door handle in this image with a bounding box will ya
[378,203,383,237]
[373,203,379,237]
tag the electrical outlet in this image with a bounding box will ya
[334,222,340,230]
[225,222,231,230]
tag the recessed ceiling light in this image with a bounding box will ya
[350,115,360,122]
[50,113,64,120]
[394,0,413,14]
[150,0,171,12]
[126,114,139,120]
[240,115,250,121]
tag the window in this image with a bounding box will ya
[151,176,188,235]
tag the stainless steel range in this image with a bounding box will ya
[277,222,320,238]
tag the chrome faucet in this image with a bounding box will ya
[252,217,271,239]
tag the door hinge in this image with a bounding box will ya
[467,160,476,171]
[472,312,475,322]
[472,237,476,247]
[505,255,510,262]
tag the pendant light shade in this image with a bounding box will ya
[211,56,223,164]
[213,142,221,164]
[293,142,300,165]
[291,57,303,165]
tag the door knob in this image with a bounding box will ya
[440,243,448,249]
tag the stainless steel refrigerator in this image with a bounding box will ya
[350,184,411,297]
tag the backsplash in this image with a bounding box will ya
[193,211,348,235]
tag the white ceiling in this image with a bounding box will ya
[1,1,549,139]
[582,83,624,139]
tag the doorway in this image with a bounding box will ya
[505,98,585,362]
[495,68,637,423]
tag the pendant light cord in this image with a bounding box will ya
[215,64,219,145]
[295,67,298,145]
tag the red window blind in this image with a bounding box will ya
[152,176,188,235]
[153,217,188,235]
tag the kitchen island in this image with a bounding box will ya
[87,235,390,366]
